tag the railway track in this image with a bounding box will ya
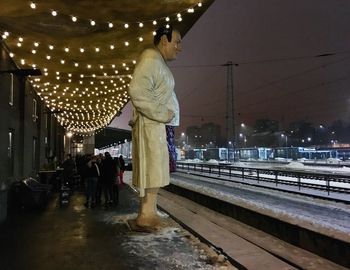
[177,162,350,197]
[160,171,350,269]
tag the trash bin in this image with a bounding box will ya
[59,185,70,207]
[11,178,52,210]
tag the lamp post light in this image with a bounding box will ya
[281,134,288,159]
[66,131,73,154]
[228,141,232,162]
[181,132,188,149]
[315,124,324,146]
[239,133,247,147]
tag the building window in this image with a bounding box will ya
[9,74,14,106]
[32,98,38,122]
[8,129,14,176]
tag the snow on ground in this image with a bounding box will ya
[179,159,350,194]
[171,172,350,242]
[181,159,350,175]
[121,227,218,270]
[98,210,228,270]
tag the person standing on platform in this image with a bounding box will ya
[62,154,76,190]
[112,157,120,205]
[84,155,100,208]
[128,24,182,230]
[119,155,126,185]
[101,152,116,207]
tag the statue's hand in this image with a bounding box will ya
[128,120,135,127]
[167,110,175,122]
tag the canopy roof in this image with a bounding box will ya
[0,0,214,135]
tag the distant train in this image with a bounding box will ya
[183,147,350,161]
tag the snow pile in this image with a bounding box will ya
[205,159,219,165]
[121,227,216,270]
[286,161,305,169]
[327,158,341,164]
[184,158,202,163]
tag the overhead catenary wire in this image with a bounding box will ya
[173,51,350,107]
[171,49,350,69]
[173,50,350,127]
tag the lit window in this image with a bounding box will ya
[32,99,38,122]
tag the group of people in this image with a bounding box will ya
[82,153,125,208]
[61,152,126,208]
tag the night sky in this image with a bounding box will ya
[111,0,350,136]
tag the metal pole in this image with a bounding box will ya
[224,61,235,162]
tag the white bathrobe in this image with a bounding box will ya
[128,48,179,197]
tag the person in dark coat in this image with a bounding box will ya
[84,155,100,208]
[119,155,126,185]
[100,152,116,206]
[62,154,76,189]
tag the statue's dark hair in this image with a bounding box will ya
[153,25,174,45]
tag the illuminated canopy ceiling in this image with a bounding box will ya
[0,0,214,135]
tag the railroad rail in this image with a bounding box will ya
[176,162,350,195]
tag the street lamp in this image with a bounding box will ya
[66,131,73,154]
[181,132,188,148]
[239,133,247,147]
[315,124,324,146]
[281,134,288,159]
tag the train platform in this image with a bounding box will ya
[1,171,349,270]
[0,173,234,270]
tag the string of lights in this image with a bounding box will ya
[0,1,206,136]
[26,1,202,28]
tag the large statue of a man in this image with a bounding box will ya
[128,25,182,229]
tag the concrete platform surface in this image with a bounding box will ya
[158,189,348,270]
[0,184,234,270]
